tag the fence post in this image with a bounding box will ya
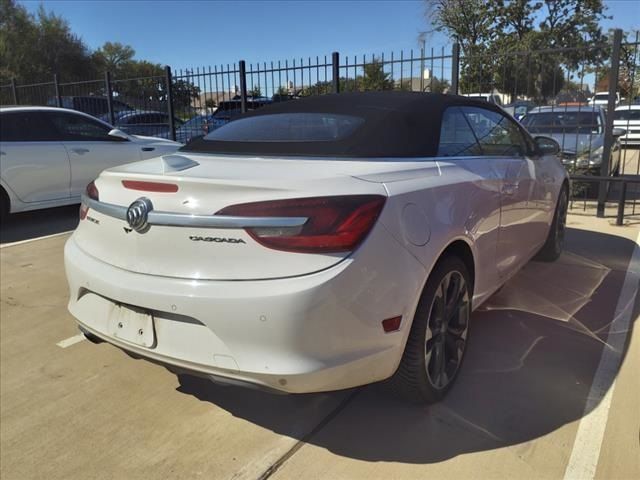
[616,180,627,226]
[164,66,176,142]
[238,60,248,113]
[53,74,62,108]
[451,43,460,95]
[10,78,18,105]
[104,71,115,126]
[332,52,340,94]
[597,28,623,218]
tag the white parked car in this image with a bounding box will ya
[590,91,620,109]
[0,107,182,218]
[65,92,568,403]
[613,104,640,145]
[461,92,503,106]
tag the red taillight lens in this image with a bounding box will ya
[80,180,99,220]
[216,195,386,253]
[86,181,99,200]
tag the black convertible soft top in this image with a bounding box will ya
[181,91,504,158]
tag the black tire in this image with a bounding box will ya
[388,256,472,404]
[0,188,9,223]
[536,185,568,262]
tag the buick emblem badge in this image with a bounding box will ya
[126,197,153,232]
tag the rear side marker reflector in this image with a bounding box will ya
[382,316,402,332]
[122,180,179,193]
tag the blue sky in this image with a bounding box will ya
[21,0,640,71]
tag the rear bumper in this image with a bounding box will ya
[64,228,426,393]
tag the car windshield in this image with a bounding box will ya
[522,111,602,134]
[180,116,206,129]
[203,113,364,142]
[594,94,609,100]
[614,109,640,121]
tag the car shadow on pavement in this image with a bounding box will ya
[175,227,638,463]
[0,205,79,244]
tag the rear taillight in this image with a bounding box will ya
[80,180,99,220]
[86,181,99,200]
[216,195,386,253]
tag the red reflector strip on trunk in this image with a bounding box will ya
[122,180,179,193]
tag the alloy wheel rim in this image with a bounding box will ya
[424,270,469,390]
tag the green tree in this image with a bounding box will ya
[248,86,262,97]
[0,0,95,83]
[426,0,609,101]
[0,0,37,82]
[360,58,394,91]
[92,42,135,75]
[591,29,640,99]
[170,78,201,110]
[300,80,332,96]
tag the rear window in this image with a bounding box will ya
[522,111,602,134]
[614,109,640,121]
[204,113,364,143]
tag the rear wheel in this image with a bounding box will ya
[389,256,471,404]
[536,186,568,262]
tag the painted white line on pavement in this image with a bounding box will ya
[563,230,640,480]
[0,230,74,249]
[56,334,86,349]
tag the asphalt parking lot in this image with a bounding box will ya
[1,210,639,479]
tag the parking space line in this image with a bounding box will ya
[563,230,640,480]
[56,333,86,349]
[0,230,74,249]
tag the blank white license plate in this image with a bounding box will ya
[109,304,155,348]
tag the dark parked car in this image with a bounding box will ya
[48,96,133,119]
[209,97,273,130]
[159,114,217,143]
[111,110,183,138]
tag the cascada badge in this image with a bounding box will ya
[189,236,246,244]
[125,197,153,233]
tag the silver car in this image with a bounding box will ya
[521,106,624,175]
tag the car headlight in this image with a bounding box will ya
[577,145,603,167]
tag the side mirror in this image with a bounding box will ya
[108,128,130,141]
[612,127,627,137]
[534,136,560,156]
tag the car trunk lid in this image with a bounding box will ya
[73,153,399,280]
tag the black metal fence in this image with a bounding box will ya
[1,29,638,223]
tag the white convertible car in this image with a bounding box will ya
[65,92,568,403]
[0,106,181,218]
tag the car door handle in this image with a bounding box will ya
[502,183,519,196]
[71,148,90,155]
[0,150,5,156]
[141,147,155,152]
